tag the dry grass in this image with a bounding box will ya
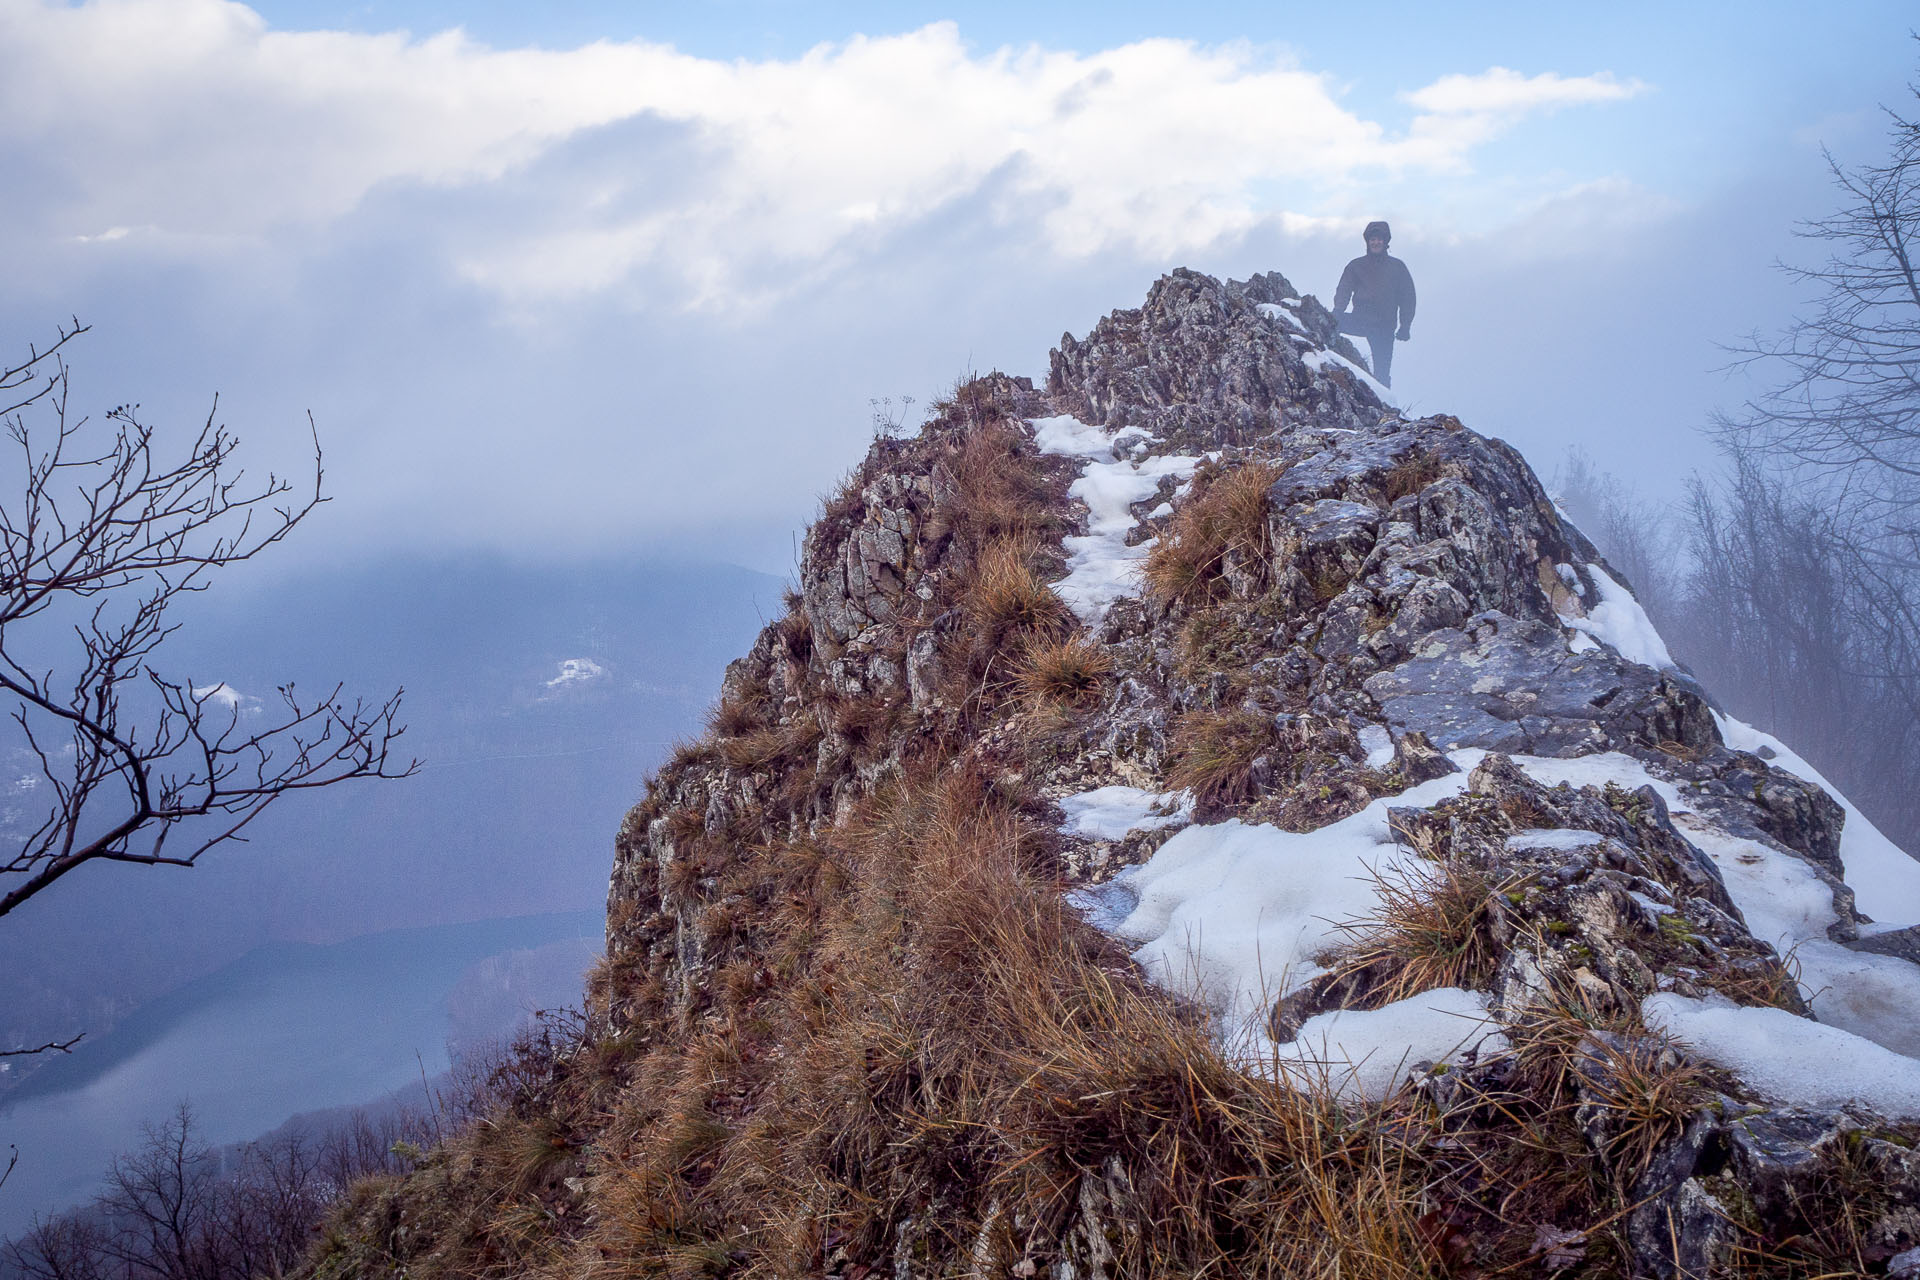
[1165,708,1280,812]
[1380,450,1442,503]
[1143,460,1285,607]
[942,419,1065,553]
[1014,634,1113,707]
[564,762,1460,1280]
[1325,861,1508,1007]
[715,719,824,772]
[962,538,1073,648]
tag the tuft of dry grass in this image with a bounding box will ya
[1165,708,1281,812]
[715,718,824,772]
[708,695,767,739]
[1325,861,1508,1007]
[963,538,1073,647]
[1014,634,1113,707]
[942,420,1064,553]
[1143,460,1284,607]
[1380,450,1442,503]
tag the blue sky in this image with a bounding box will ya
[1,0,1913,574]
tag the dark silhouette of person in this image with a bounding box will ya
[1332,220,1416,387]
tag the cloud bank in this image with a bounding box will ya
[5,2,1643,309]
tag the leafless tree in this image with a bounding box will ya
[1716,90,1920,540]
[0,323,416,955]
[0,1101,437,1280]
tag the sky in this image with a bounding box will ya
[2,0,1914,577]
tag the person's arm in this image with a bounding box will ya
[1333,262,1355,314]
[1397,263,1416,338]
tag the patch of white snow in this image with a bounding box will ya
[1560,564,1674,669]
[1056,786,1194,840]
[1256,302,1305,332]
[1644,993,1920,1119]
[1300,347,1397,406]
[1713,710,1920,929]
[1259,987,1508,1099]
[1034,414,1200,623]
[1089,770,1471,1038]
[1358,724,1395,769]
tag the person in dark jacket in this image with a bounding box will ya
[1332,220,1416,387]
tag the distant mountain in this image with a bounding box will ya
[0,911,601,1236]
[0,554,780,1084]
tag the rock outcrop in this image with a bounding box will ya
[309,268,1920,1280]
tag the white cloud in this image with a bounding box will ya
[191,682,256,712]
[0,2,1649,307]
[1402,67,1647,116]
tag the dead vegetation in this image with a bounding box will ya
[1164,707,1280,812]
[1143,459,1285,607]
[1325,860,1509,1007]
[1014,633,1113,708]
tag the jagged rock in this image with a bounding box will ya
[1363,611,1717,756]
[1853,924,1920,965]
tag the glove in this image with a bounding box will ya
[1396,327,1411,342]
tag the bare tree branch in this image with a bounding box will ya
[0,326,418,925]
[0,1033,83,1059]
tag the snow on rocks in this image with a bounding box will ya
[1071,771,1470,1043]
[1483,748,1920,1090]
[1557,563,1675,669]
[1713,710,1920,929]
[1644,993,1920,1120]
[1301,346,1396,406]
[1255,301,1306,333]
[1263,987,1508,1099]
[1031,413,1201,623]
[1055,785,1194,840]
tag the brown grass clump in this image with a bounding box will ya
[707,695,767,739]
[1143,459,1284,606]
[1325,861,1508,1007]
[963,538,1073,648]
[1381,450,1443,503]
[942,419,1065,553]
[1166,708,1281,812]
[715,719,824,772]
[1014,634,1113,707]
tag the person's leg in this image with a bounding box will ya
[1366,331,1393,387]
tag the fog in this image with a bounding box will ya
[3,0,1916,1236]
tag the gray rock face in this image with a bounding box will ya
[1852,924,1920,964]
[1047,267,1383,447]
[1363,611,1718,757]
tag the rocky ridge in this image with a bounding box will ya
[311,268,1920,1280]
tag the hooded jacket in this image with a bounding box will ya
[1334,242,1416,335]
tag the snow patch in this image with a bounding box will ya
[1255,301,1305,332]
[1713,710,1920,929]
[1261,988,1508,1098]
[1056,785,1194,840]
[1077,770,1471,1040]
[1558,563,1674,669]
[1358,724,1394,769]
[1644,993,1920,1120]
[1034,414,1201,623]
[1301,346,1397,406]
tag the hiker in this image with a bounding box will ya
[1332,220,1416,387]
